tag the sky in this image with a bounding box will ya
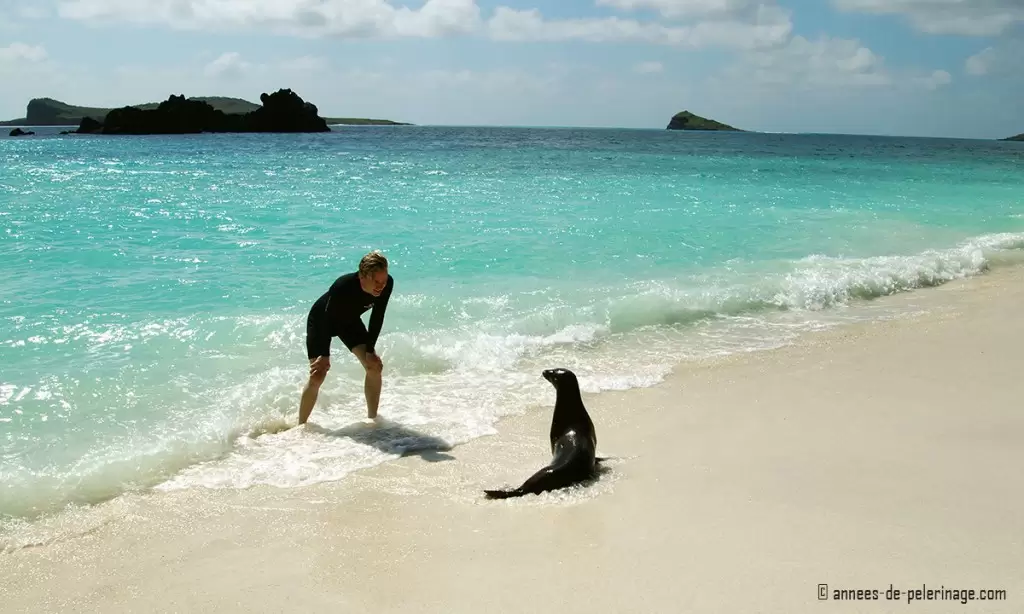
[0,0,1021,138]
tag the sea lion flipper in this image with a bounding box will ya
[483,488,523,499]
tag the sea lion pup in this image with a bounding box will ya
[484,368,601,499]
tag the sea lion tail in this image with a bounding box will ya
[483,488,525,500]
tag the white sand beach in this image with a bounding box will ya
[2,266,1022,613]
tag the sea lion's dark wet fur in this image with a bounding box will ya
[484,368,602,499]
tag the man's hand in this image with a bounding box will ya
[310,355,331,377]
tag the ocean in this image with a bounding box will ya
[2,125,1023,539]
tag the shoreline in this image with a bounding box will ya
[2,263,1023,612]
[0,247,1006,530]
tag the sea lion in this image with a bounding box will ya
[484,367,601,499]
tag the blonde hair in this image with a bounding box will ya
[358,250,388,277]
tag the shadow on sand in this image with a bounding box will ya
[304,418,456,463]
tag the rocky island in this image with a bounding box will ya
[73,89,335,134]
[1002,133,1024,142]
[0,91,409,132]
[666,111,742,132]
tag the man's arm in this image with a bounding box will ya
[365,276,393,355]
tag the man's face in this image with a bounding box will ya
[362,269,388,296]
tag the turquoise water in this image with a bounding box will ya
[2,126,1023,530]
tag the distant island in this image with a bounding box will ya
[1003,133,1024,142]
[0,92,409,130]
[666,111,742,132]
[71,89,339,135]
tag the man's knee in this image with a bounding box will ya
[307,371,327,388]
[364,360,383,376]
[362,360,382,375]
[350,346,378,370]
[307,359,329,385]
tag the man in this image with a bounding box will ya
[299,250,394,424]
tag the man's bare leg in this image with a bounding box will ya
[298,377,321,425]
[299,357,329,425]
[351,345,383,419]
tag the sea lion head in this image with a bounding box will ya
[542,368,578,389]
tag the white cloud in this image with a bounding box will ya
[721,34,955,97]
[49,0,792,48]
[0,43,66,119]
[198,52,331,82]
[595,0,764,19]
[203,51,248,78]
[687,5,793,48]
[966,47,996,76]
[727,35,891,89]
[0,42,48,63]
[634,60,664,73]
[56,0,482,38]
[487,8,681,43]
[915,68,952,90]
[832,0,1024,36]
[965,42,1023,77]
[486,4,791,49]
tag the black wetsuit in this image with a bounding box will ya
[305,272,394,359]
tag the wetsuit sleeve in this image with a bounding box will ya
[365,276,393,355]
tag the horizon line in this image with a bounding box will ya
[7,122,1017,142]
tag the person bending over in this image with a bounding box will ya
[299,250,394,424]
